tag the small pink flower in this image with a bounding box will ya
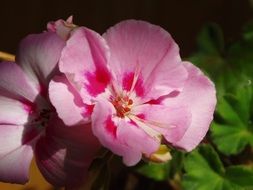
[0,27,99,187]
[49,20,216,166]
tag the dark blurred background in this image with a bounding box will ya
[0,0,253,57]
[0,0,252,189]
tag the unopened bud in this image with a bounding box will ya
[148,145,172,163]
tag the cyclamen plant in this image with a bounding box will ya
[0,17,216,189]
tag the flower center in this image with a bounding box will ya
[112,96,133,118]
[33,108,52,128]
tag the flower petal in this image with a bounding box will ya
[16,32,65,95]
[59,27,111,102]
[132,104,191,144]
[47,16,76,40]
[92,98,159,166]
[49,75,91,126]
[103,20,187,100]
[0,62,37,101]
[35,116,100,187]
[0,96,29,125]
[0,125,33,184]
[164,62,216,151]
[117,119,160,157]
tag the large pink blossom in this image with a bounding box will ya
[49,20,216,166]
[0,26,99,187]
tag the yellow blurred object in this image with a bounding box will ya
[0,159,57,190]
[148,144,172,163]
[0,51,15,62]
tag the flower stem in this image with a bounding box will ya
[0,51,15,62]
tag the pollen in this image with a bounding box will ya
[112,96,133,118]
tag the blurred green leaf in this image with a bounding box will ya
[227,41,253,78]
[183,145,253,190]
[137,162,170,181]
[226,166,253,187]
[188,23,225,79]
[82,150,113,190]
[243,20,253,43]
[197,23,224,54]
[136,150,184,181]
[211,73,253,155]
[226,20,253,78]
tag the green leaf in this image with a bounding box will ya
[183,145,225,190]
[211,123,250,155]
[183,145,253,190]
[211,76,253,155]
[136,150,184,181]
[215,96,244,126]
[136,162,170,181]
[83,150,113,190]
[196,23,224,54]
[226,166,253,187]
[188,53,224,79]
[243,20,253,43]
[188,23,225,79]
[226,34,253,78]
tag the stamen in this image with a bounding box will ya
[123,107,131,112]
[112,95,133,118]
[129,115,162,141]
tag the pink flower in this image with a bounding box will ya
[49,20,216,166]
[0,30,99,187]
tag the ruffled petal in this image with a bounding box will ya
[92,98,159,166]
[164,62,216,151]
[59,27,111,102]
[0,125,33,184]
[35,116,100,187]
[49,75,91,126]
[103,20,187,100]
[132,104,191,144]
[16,32,65,94]
[0,61,37,101]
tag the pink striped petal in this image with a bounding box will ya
[59,27,111,102]
[35,117,100,187]
[0,96,29,125]
[164,62,216,151]
[117,119,160,156]
[0,62,37,101]
[16,32,65,95]
[132,104,191,144]
[49,75,91,126]
[103,20,187,100]
[0,125,33,184]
